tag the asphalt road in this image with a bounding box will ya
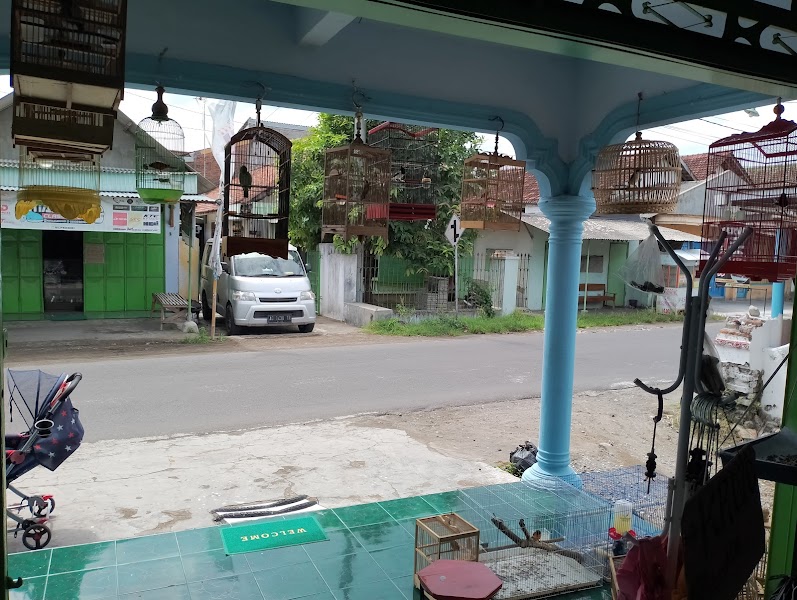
[8,324,715,441]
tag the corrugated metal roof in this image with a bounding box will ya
[521,213,701,242]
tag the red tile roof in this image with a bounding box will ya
[524,171,540,204]
[682,153,711,181]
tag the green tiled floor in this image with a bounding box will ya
[9,490,613,600]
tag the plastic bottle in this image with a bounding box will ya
[613,500,633,535]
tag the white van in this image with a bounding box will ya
[200,242,316,335]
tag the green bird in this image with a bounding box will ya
[239,165,252,198]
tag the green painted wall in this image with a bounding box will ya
[83,226,165,313]
[607,242,628,307]
[2,229,43,314]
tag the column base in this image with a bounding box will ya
[522,462,583,489]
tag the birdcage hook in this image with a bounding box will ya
[243,82,269,126]
[488,116,505,155]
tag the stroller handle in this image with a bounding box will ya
[55,373,82,405]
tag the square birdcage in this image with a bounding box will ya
[368,122,440,221]
[11,0,127,109]
[461,153,525,231]
[322,136,391,242]
[223,126,292,258]
[701,103,797,282]
[459,478,611,599]
[414,513,480,576]
[17,144,102,224]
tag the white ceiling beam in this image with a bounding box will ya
[297,8,356,46]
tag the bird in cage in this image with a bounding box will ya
[392,166,406,183]
[146,161,178,172]
[239,165,253,198]
[627,168,642,188]
[422,171,432,188]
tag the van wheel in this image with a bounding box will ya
[201,292,212,321]
[226,303,243,336]
[298,324,315,333]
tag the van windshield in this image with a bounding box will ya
[233,251,306,277]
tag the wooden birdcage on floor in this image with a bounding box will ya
[136,86,186,204]
[322,111,391,242]
[368,121,440,221]
[461,141,525,231]
[223,122,292,259]
[592,132,682,215]
[17,145,102,223]
[414,513,480,576]
[700,101,797,282]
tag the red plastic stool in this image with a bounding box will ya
[416,559,503,600]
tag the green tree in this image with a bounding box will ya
[289,114,480,275]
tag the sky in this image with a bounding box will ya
[1,83,794,160]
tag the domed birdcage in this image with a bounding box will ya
[592,94,681,215]
[592,132,682,215]
[17,145,102,224]
[135,86,186,204]
[700,100,797,282]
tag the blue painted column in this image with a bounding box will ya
[771,281,785,318]
[523,195,595,484]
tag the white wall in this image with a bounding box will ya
[319,243,363,321]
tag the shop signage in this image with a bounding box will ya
[1,197,161,234]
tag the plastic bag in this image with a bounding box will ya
[509,441,538,474]
[618,234,665,295]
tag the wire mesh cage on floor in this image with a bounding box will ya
[456,479,612,599]
[701,101,797,282]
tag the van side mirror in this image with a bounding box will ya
[304,262,312,273]
[221,262,229,274]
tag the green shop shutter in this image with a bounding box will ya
[2,229,42,315]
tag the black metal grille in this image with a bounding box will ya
[258,297,298,303]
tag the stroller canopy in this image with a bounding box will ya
[7,370,64,427]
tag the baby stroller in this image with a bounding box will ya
[6,370,84,550]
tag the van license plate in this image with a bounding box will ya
[266,314,291,323]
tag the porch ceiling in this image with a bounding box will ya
[0,0,785,194]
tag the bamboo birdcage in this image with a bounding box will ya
[222,125,292,259]
[414,513,480,576]
[592,132,682,215]
[461,152,525,231]
[322,115,391,242]
[135,86,186,204]
[368,122,440,221]
[700,102,797,282]
[17,145,101,223]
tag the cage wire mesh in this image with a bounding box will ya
[11,0,127,97]
[17,145,101,223]
[322,131,391,241]
[700,102,797,282]
[223,126,292,246]
[592,132,681,215]
[136,87,186,204]
[368,122,440,220]
[438,479,612,599]
[461,153,525,231]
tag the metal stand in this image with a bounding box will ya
[633,223,753,591]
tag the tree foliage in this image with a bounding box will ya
[289,114,481,274]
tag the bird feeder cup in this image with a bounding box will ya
[460,152,526,231]
[17,145,102,224]
[322,136,391,242]
[222,126,292,259]
[592,132,681,216]
[700,102,797,282]
[135,87,186,204]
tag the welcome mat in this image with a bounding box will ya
[221,515,327,555]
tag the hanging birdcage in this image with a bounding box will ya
[11,0,127,110]
[368,122,440,221]
[592,131,681,215]
[17,145,101,224]
[322,111,391,241]
[135,86,186,204]
[700,100,797,282]
[461,128,525,231]
[222,121,292,259]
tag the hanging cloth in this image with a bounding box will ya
[616,534,675,600]
[681,444,764,600]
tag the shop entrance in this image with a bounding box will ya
[42,231,84,313]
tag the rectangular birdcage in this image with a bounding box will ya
[451,479,611,599]
[701,111,797,282]
[322,140,391,241]
[462,154,525,231]
[223,126,292,258]
[11,0,127,108]
[414,513,480,575]
[368,122,440,220]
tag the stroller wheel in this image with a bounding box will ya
[32,497,55,518]
[22,523,51,550]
